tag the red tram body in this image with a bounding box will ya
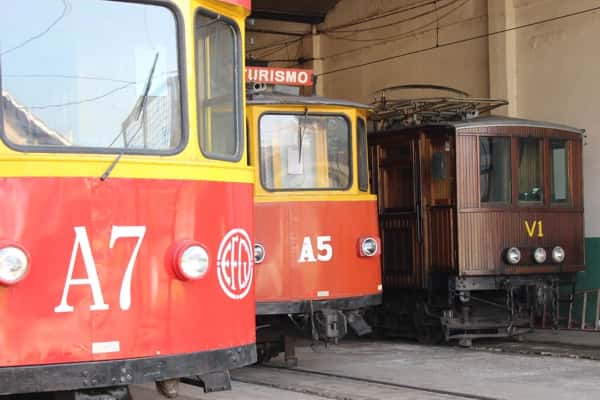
[0,0,255,396]
[247,94,382,362]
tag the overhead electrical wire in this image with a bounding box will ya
[317,4,600,77]
[324,0,460,36]
[1,0,71,56]
[246,0,441,58]
[322,0,440,33]
[323,0,469,44]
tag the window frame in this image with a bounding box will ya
[478,135,513,207]
[516,136,546,206]
[258,111,353,193]
[194,8,243,162]
[357,117,369,192]
[0,0,189,156]
[549,138,572,207]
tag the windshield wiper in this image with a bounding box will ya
[297,107,309,163]
[101,52,160,181]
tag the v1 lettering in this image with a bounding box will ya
[524,220,544,238]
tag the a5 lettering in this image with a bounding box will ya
[298,235,333,263]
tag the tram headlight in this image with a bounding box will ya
[533,247,547,264]
[359,237,379,257]
[175,244,209,280]
[552,246,566,263]
[254,243,266,264]
[0,245,29,285]
[505,247,521,265]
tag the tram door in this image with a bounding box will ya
[420,132,457,289]
[373,135,424,290]
[372,131,456,291]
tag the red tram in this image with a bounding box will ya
[246,74,382,363]
[368,89,585,345]
[0,0,254,397]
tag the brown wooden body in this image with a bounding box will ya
[370,117,585,291]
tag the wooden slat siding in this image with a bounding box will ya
[456,126,584,276]
[455,132,479,209]
[457,209,584,275]
[381,214,421,289]
[428,206,456,271]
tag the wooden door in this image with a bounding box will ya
[420,132,457,281]
[374,136,424,290]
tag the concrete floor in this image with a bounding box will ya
[131,339,600,400]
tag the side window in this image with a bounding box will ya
[551,139,569,203]
[518,137,543,204]
[357,118,368,192]
[480,137,511,204]
[196,12,242,160]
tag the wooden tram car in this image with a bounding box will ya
[246,89,383,363]
[369,114,585,345]
[0,0,255,397]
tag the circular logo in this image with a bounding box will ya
[216,228,254,300]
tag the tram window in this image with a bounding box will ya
[432,152,446,180]
[357,118,368,192]
[551,140,569,203]
[518,138,543,204]
[0,1,183,153]
[196,12,242,161]
[480,137,511,204]
[259,114,351,191]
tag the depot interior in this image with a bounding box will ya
[246,0,600,298]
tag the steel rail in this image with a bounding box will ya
[235,364,505,400]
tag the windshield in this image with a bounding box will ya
[0,0,182,153]
[259,113,351,191]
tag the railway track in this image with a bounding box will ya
[232,365,505,400]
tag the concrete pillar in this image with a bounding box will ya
[309,24,324,96]
[487,0,518,116]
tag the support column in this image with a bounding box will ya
[488,0,518,116]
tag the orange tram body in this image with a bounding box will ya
[0,0,255,397]
[247,95,383,362]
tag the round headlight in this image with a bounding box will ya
[178,245,209,280]
[0,246,29,285]
[552,246,565,263]
[533,247,547,264]
[361,238,378,257]
[254,243,265,264]
[506,247,521,265]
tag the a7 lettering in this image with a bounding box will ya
[298,235,333,263]
[54,226,147,313]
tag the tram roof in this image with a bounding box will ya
[429,116,585,135]
[379,116,585,135]
[247,94,371,110]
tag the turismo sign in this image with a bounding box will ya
[246,66,314,87]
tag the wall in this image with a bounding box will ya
[248,0,600,308]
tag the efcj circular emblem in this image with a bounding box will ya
[216,228,254,300]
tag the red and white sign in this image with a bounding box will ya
[246,66,314,87]
[217,228,254,300]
